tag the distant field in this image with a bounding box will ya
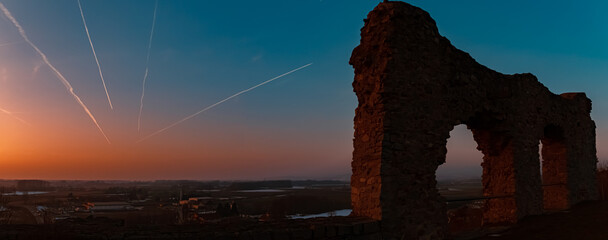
[0,180,352,225]
[438,179,483,209]
[0,178,488,230]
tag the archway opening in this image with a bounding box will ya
[437,124,484,234]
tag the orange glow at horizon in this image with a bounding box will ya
[0,106,352,180]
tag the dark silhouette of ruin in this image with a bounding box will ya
[350,1,599,239]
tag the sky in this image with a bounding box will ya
[0,0,606,181]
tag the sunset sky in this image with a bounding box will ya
[0,0,607,180]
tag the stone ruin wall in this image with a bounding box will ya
[350,1,598,239]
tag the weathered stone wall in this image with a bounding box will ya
[350,1,598,239]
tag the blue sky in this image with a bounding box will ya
[0,0,606,180]
[410,0,608,179]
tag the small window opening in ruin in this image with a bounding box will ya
[437,124,484,234]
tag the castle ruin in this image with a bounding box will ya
[350,2,598,239]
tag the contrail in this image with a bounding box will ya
[137,0,158,132]
[0,107,28,125]
[0,2,110,143]
[137,63,313,143]
[78,0,113,109]
[0,41,20,47]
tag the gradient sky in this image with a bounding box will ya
[0,0,606,180]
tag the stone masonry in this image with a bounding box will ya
[350,1,598,239]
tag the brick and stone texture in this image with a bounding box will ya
[350,1,598,239]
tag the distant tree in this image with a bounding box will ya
[22,191,29,204]
[216,203,226,217]
[230,202,239,216]
[328,211,336,217]
[0,193,7,206]
[0,209,12,224]
[268,201,287,220]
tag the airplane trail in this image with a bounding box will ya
[0,41,20,47]
[137,0,158,132]
[0,2,110,144]
[78,0,113,109]
[0,107,28,125]
[137,63,313,143]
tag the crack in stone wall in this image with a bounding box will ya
[349,2,598,239]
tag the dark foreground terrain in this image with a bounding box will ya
[2,179,606,239]
[1,201,607,239]
[0,216,381,240]
[471,201,608,240]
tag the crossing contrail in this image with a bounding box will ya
[0,107,28,125]
[0,2,110,144]
[0,41,20,47]
[78,0,113,109]
[137,0,159,132]
[137,63,313,143]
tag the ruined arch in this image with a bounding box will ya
[350,2,598,239]
[442,112,520,226]
[437,124,482,182]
